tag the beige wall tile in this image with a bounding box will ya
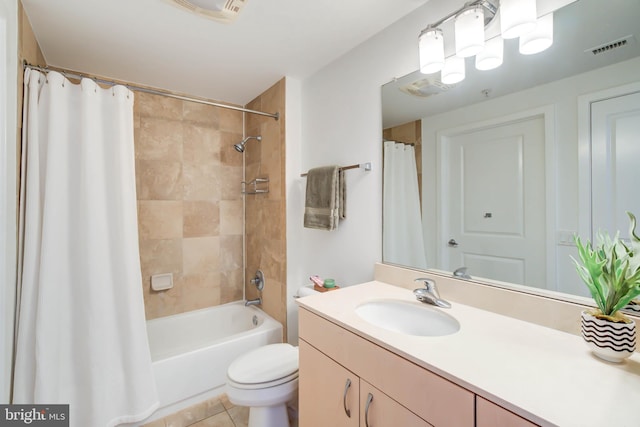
[184,126,221,166]
[183,163,222,201]
[220,236,243,272]
[217,107,243,133]
[138,201,183,240]
[219,131,244,167]
[136,160,183,201]
[137,117,184,161]
[180,273,221,312]
[184,201,220,238]
[135,92,183,119]
[219,200,242,235]
[220,269,243,304]
[220,166,243,201]
[135,79,285,320]
[183,237,220,274]
[139,239,183,278]
[244,78,287,336]
[183,102,220,127]
[144,281,183,319]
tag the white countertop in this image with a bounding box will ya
[296,281,640,427]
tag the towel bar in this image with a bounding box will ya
[300,162,372,177]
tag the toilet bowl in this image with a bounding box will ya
[225,343,299,427]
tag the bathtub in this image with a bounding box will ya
[145,302,283,420]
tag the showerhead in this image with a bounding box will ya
[234,136,262,153]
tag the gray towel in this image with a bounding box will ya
[304,166,346,230]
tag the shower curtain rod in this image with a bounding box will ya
[23,62,280,120]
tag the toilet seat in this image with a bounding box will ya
[226,343,299,390]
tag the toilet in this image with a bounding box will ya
[225,343,299,427]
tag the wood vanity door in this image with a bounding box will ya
[360,380,432,427]
[299,339,359,427]
[476,397,539,427]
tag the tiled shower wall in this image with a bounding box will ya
[244,79,287,338]
[134,93,246,320]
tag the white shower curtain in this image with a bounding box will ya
[383,141,428,269]
[13,69,158,426]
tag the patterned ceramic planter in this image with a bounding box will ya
[581,310,636,363]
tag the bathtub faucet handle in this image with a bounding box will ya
[251,270,265,291]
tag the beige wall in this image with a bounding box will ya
[135,93,246,319]
[244,79,287,339]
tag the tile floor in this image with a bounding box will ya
[142,394,249,427]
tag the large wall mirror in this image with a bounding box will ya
[381,0,640,305]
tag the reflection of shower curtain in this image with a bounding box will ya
[383,141,427,269]
[13,70,158,426]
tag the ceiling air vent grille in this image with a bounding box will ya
[167,0,248,23]
[399,78,456,98]
[586,35,634,55]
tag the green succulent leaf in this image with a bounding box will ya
[572,211,640,316]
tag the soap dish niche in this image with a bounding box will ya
[151,273,173,291]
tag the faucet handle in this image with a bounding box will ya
[414,277,436,290]
[453,267,471,279]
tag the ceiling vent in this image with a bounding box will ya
[585,35,635,55]
[167,0,248,23]
[399,77,456,98]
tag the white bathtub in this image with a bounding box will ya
[144,302,283,421]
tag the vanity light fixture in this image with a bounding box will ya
[419,28,445,74]
[519,13,554,55]
[455,5,486,57]
[500,0,538,39]
[418,0,553,83]
[441,56,466,84]
[475,36,504,70]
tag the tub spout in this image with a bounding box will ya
[245,297,262,307]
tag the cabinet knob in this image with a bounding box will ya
[343,378,352,418]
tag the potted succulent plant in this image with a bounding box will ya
[572,211,640,362]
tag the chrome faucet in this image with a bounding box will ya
[245,269,265,306]
[453,266,471,280]
[245,297,262,307]
[413,278,451,308]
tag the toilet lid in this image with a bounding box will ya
[227,343,299,385]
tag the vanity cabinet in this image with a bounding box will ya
[299,340,359,427]
[476,397,539,427]
[299,339,430,427]
[299,308,474,427]
[359,380,431,427]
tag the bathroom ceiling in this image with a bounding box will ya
[20,0,429,105]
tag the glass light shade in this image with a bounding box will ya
[519,13,554,55]
[475,36,504,70]
[455,6,485,58]
[441,56,465,84]
[500,0,537,39]
[419,28,445,74]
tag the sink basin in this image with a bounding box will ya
[355,299,460,336]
